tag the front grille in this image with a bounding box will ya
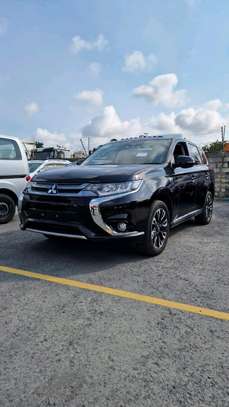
[23,191,104,236]
[26,195,83,223]
[26,182,89,224]
[30,182,87,194]
[23,182,108,237]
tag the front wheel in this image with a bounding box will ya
[195,191,214,225]
[0,194,16,224]
[138,200,170,256]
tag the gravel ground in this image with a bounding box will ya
[0,202,229,406]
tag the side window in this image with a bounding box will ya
[173,142,189,161]
[0,138,22,160]
[188,143,202,164]
[199,148,208,164]
[40,164,66,173]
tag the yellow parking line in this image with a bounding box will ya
[0,264,229,321]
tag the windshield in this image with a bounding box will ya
[83,139,172,166]
[29,162,43,172]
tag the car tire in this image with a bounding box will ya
[138,200,170,256]
[0,194,16,224]
[195,190,213,225]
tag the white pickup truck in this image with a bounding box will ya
[0,135,29,224]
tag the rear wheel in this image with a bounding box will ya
[195,190,213,225]
[0,194,16,224]
[138,200,170,256]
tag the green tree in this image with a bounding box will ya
[203,140,224,153]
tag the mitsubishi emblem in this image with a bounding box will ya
[48,184,57,194]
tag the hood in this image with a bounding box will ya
[34,164,160,183]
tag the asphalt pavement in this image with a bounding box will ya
[0,202,229,406]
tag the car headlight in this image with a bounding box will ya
[84,180,142,196]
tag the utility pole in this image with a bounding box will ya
[80,138,87,156]
[88,136,90,155]
[221,125,226,152]
[220,125,226,197]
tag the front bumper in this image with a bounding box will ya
[19,189,146,240]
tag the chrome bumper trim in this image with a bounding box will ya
[89,192,144,238]
[26,228,87,240]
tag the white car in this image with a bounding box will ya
[0,134,29,224]
[27,159,71,181]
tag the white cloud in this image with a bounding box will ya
[75,89,103,107]
[70,34,108,54]
[36,128,68,147]
[204,99,222,111]
[88,62,102,76]
[81,105,143,143]
[24,102,40,116]
[33,96,228,152]
[123,51,157,73]
[175,107,222,134]
[149,112,178,134]
[147,97,228,138]
[35,128,82,151]
[133,73,187,108]
[0,18,8,36]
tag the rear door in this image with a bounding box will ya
[0,137,28,196]
[0,137,26,177]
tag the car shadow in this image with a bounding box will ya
[0,231,145,282]
[0,218,199,283]
[169,219,195,237]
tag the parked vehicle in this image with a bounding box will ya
[27,159,71,181]
[30,146,69,161]
[19,135,214,256]
[0,135,29,224]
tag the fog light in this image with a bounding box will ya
[117,222,127,232]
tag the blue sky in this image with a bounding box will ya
[1,0,229,149]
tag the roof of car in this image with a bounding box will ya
[108,134,185,143]
[0,134,22,143]
[29,159,70,164]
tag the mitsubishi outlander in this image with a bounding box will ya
[19,135,214,256]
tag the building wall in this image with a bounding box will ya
[207,153,229,198]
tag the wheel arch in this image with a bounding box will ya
[209,182,215,198]
[150,188,173,222]
[0,189,18,205]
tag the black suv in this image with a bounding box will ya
[19,135,214,256]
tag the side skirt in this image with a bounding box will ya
[171,208,203,228]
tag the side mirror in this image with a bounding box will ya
[174,155,195,168]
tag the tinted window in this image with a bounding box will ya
[29,162,43,172]
[188,143,202,164]
[0,138,22,160]
[200,148,208,164]
[173,142,189,159]
[83,139,172,165]
[39,163,68,173]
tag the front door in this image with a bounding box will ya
[170,141,197,219]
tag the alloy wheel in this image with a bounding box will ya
[205,192,213,221]
[151,208,168,249]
